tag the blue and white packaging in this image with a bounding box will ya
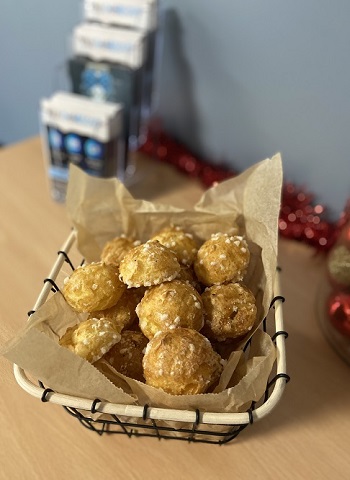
[83,0,158,31]
[72,23,147,68]
[69,22,150,149]
[40,91,125,202]
[81,1,160,121]
[68,58,143,150]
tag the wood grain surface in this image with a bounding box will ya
[0,137,349,480]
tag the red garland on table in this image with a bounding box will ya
[138,128,350,252]
[279,186,350,252]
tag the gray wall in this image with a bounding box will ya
[0,1,80,143]
[1,1,349,216]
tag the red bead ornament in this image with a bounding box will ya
[278,183,343,252]
[327,291,350,338]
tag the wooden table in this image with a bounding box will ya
[0,137,349,480]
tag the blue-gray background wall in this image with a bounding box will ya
[1,0,349,216]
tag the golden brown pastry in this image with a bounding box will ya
[62,262,126,312]
[102,330,148,382]
[201,282,257,341]
[151,225,199,266]
[194,233,250,286]
[100,235,140,266]
[143,328,223,395]
[91,287,146,333]
[59,317,121,363]
[176,264,202,292]
[136,279,204,339]
[119,240,181,288]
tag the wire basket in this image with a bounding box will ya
[14,230,289,445]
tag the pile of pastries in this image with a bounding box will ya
[59,225,257,395]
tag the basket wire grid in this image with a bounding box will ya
[14,230,289,445]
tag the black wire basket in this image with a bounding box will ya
[14,231,289,445]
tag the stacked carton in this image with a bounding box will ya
[40,0,160,202]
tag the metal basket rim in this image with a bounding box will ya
[13,230,288,427]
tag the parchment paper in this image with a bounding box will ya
[1,153,282,413]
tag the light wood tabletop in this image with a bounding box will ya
[0,137,349,480]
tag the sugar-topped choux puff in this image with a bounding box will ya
[119,240,181,288]
[176,265,202,292]
[100,235,141,267]
[59,317,121,363]
[142,328,223,395]
[102,330,148,382]
[136,279,204,340]
[62,262,126,312]
[201,283,257,342]
[90,287,146,333]
[151,225,199,266]
[194,233,250,286]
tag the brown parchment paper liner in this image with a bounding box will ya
[2,153,282,415]
[2,292,135,404]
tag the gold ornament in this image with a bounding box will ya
[327,245,350,287]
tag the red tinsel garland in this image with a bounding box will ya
[138,128,350,252]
